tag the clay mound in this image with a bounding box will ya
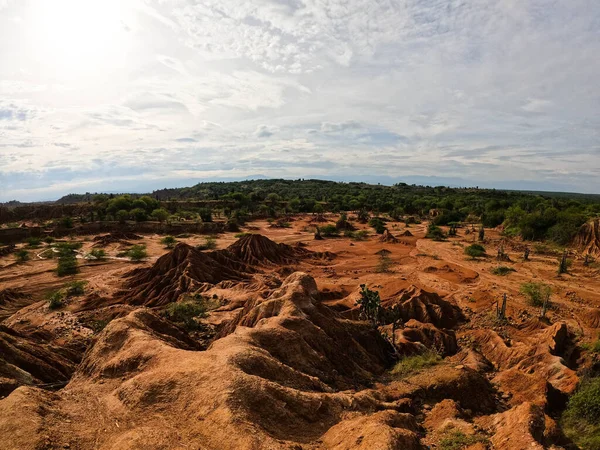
[383,319,458,357]
[226,233,334,266]
[92,231,142,248]
[0,273,421,450]
[0,289,32,321]
[0,324,77,396]
[580,307,600,328]
[573,218,600,257]
[379,229,399,243]
[400,230,413,237]
[382,285,464,329]
[121,243,255,307]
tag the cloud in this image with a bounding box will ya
[1,0,600,201]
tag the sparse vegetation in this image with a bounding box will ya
[319,224,340,237]
[391,350,441,379]
[26,237,42,248]
[439,429,488,450]
[561,377,600,450]
[47,290,65,310]
[15,249,30,262]
[161,235,177,249]
[492,266,516,276]
[89,249,106,260]
[65,280,87,296]
[426,223,445,241]
[163,298,207,330]
[126,245,147,261]
[356,284,381,326]
[197,236,217,250]
[520,282,552,308]
[345,229,369,241]
[369,217,386,234]
[464,244,486,259]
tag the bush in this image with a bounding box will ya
[391,350,441,379]
[197,236,217,250]
[151,208,170,223]
[126,245,147,261]
[439,430,488,450]
[65,280,87,296]
[426,223,445,241]
[369,217,386,234]
[562,378,600,450]
[163,299,207,330]
[15,249,29,262]
[130,208,148,222]
[464,244,486,259]
[26,237,42,248]
[320,224,340,237]
[345,230,369,241]
[492,266,516,276]
[47,291,65,310]
[89,249,106,260]
[520,282,551,307]
[57,255,78,276]
[161,236,177,249]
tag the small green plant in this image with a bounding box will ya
[65,280,87,296]
[234,232,250,238]
[26,237,42,248]
[376,254,393,273]
[89,249,106,260]
[344,229,369,241]
[160,235,177,249]
[47,290,65,310]
[582,338,600,353]
[320,224,340,237]
[356,284,381,326]
[464,244,486,259]
[15,249,30,262]
[439,429,488,450]
[519,282,552,308]
[391,350,441,379]
[163,299,207,330]
[426,223,445,241]
[492,266,516,276]
[197,236,217,250]
[57,254,78,276]
[561,377,600,450]
[126,245,147,261]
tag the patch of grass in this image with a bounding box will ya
[319,224,340,237]
[196,236,217,250]
[519,282,551,307]
[234,232,251,238]
[26,237,42,248]
[160,235,177,249]
[439,430,488,450]
[391,350,441,379]
[562,378,600,450]
[47,290,65,310]
[65,280,87,296]
[126,245,147,262]
[163,299,207,330]
[464,244,486,259]
[581,338,600,353]
[491,266,516,276]
[344,229,369,241]
[15,249,30,262]
[89,248,106,260]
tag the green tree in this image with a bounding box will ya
[130,208,148,222]
[115,209,129,223]
[151,208,170,223]
[356,284,381,327]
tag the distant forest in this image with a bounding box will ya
[33,179,597,246]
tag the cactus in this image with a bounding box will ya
[478,226,485,241]
[524,247,530,261]
[558,251,568,275]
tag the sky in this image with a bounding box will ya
[0,0,599,202]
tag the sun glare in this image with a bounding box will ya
[26,0,132,80]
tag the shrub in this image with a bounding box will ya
[44,236,55,244]
[562,378,600,450]
[47,290,65,310]
[439,430,488,450]
[65,280,87,296]
[320,224,340,237]
[151,208,170,223]
[345,230,369,241]
[126,245,147,261]
[163,299,207,330]
[519,282,551,307]
[465,244,486,259]
[492,266,516,276]
[391,350,441,379]
[60,217,74,228]
[356,284,381,326]
[57,254,78,276]
[89,249,106,260]
[161,236,177,249]
[197,236,217,250]
[426,223,445,241]
[15,249,30,262]
[369,217,386,234]
[26,237,42,248]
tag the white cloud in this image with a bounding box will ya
[1,0,600,201]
